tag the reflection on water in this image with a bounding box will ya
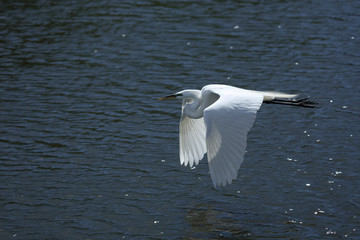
[186,203,253,239]
[1,0,360,239]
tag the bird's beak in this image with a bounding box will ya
[157,94,177,100]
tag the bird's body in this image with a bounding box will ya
[159,84,316,188]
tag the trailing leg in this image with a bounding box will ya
[263,97,318,108]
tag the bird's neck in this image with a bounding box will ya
[183,90,204,119]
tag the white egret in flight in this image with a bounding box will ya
[158,84,317,188]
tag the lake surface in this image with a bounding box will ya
[1,0,360,239]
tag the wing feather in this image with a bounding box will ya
[203,86,263,187]
[179,100,207,167]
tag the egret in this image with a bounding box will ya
[158,84,317,188]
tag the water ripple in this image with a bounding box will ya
[1,0,360,239]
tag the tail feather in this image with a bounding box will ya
[249,90,298,101]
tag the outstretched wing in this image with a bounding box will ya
[203,86,263,187]
[179,99,207,167]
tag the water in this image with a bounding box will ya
[1,0,360,239]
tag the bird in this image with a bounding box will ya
[158,84,317,188]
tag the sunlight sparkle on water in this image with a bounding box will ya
[314,209,325,215]
[332,171,342,176]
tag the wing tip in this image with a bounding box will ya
[211,171,236,188]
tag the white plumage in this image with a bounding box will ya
[158,84,315,188]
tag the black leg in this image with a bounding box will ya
[263,97,319,108]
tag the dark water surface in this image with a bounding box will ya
[1,0,360,239]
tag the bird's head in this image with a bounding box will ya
[157,92,183,100]
[158,90,201,101]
